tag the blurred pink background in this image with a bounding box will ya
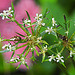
[0,0,40,69]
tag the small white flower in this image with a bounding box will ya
[52,18,57,26]
[45,27,53,34]
[37,37,42,43]
[0,10,8,20]
[2,43,16,51]
[37,37,42,40]
[70,50,75,57]
[21,57,27,65]
[2,43,10,49]
[35,13,42,21]
[48,54,56,62]
[37,20,45,26]
[24,19,31,26]
[56,55,64,62]
[6,7,13,16]
[43,45,48,51]
[10,56,19,62]
[0,7,13,20]
[10,38,16,41]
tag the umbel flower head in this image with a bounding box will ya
[0,7,13,20]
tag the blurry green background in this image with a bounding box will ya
[0,0,75,75]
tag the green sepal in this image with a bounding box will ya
[16,62,22,69]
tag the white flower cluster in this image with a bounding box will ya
[2,43,16,51]
[37,37,42,43]
[43,45,48,51]
[48,53,64,63]
[35,13,45,26]
[10,56,19,63]
[0,7,13,20]
[45,17,57,35]
[52,18,57,26]
[24,19,31,26]
[21,57,27,65]
[45,27,54,34]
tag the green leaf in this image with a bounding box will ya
[40,40,49,45]
[40,31,46,36]
[25,48,30,57]
[23,24,30,33]
[16,62,22,69]
[42,52,46,62]
[43,8,48,18]
[34,25,38,35]
[68,20,70,30]
[44,59,49,62]
[34,48,39,56]
[48,46,53,50]
[31,22,36,25]
[16,32,25,37]
[30,56,36,61]
[11,2,14,16]
[61,62,66,68]
[10,50,15,59]
[25,63,29,69]
[11,2,14,11]
[22,46,29,54]
[25,10,31,20]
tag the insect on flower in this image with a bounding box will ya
[10,36,21,41]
